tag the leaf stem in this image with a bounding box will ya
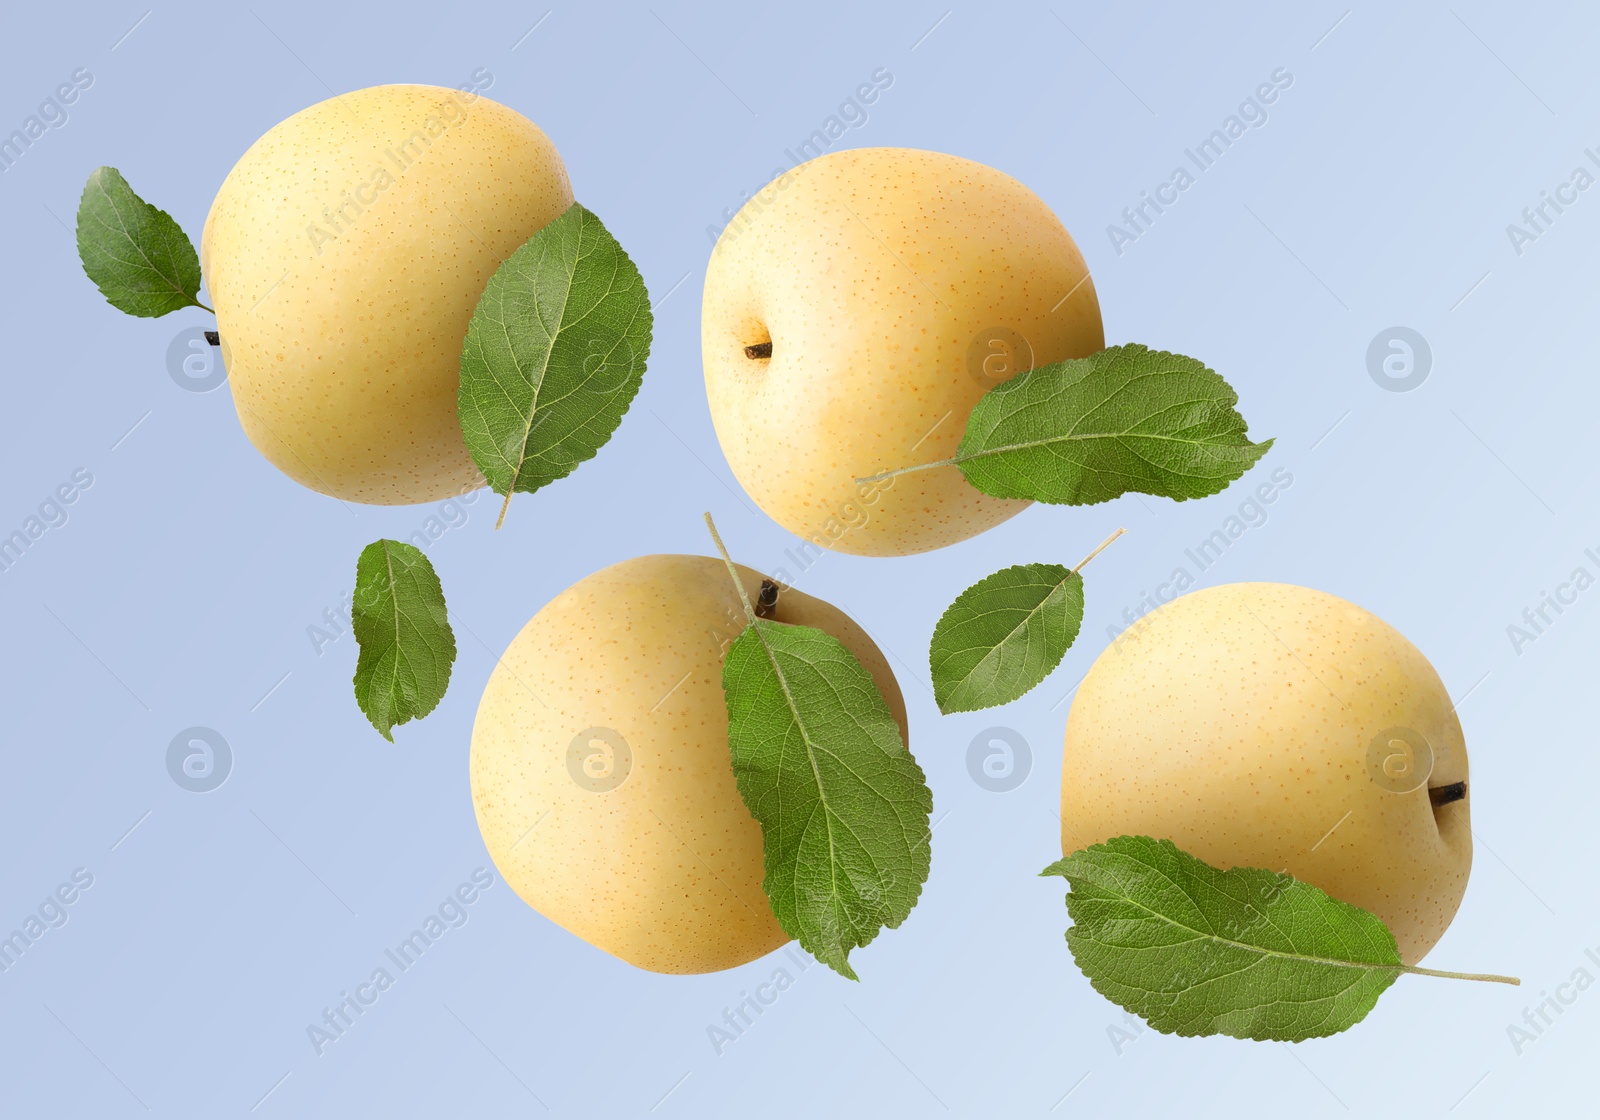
[1073,527,1126,573]
[495,488,514,530]
[703,512,758,625]
[855,459,956,485]
[194,299,215,314]
[1400,965,1520,986]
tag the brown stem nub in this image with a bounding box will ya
[205,330,220,347]
[755,579,779,619]
[744,341,772,360]
[1429,781,1467,807]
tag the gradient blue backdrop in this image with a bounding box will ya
[2,1,1595,1116]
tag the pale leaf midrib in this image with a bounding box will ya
[505,210,586,495]
[941,570,1072,698]
[1081,870,1400,977]
[750,622,847,951]
[90,172,191,304]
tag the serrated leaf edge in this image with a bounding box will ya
[458,202,654,508]
[351,539,456,742]
[76,166,206,316]
[955,343,1274,506]
[1042,837,1402,1041]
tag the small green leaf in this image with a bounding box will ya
[723,618,932,979]
[351,540,456,742]
[75,166,209,317]
[458,202,652,527]
[929,563,1084,714]
[927,528,1121,715]
[1042,836,1518,1041]
[955,345,1272,505]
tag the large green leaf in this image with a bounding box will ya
[1042,836,1516,1041]
[351,540,456,742]
[75,166,208,317]
[929,562,1084,713]
[955,345,1272,504]
[722,618,932,980]
[458,202,652,527]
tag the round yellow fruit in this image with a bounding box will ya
[202,84,572,504]
[1060,582,1471,964]
[470,554,909,974]
[702,147,1104,557]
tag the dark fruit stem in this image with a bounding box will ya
[755,579,779,619]
[1428,781,1466,807]
[205,330,220,346]
[744,342,772,360]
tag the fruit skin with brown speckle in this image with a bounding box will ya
[470,554,909,974]
[702,147,1104,557]
[1060,582,1471,965]
[202,84,572,504]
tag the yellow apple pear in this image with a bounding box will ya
[470,554,909,974]
[702,147,1104,557]
[201,84,572,504]
[1060,582,1471,964]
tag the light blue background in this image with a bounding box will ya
[2,1,1596,1115]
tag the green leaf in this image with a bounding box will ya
[929,563,1085,714]
[1046,836,1471,1041]
[722,618,932,980]
[351,540,456,742]
[955,345,1272,505]
[458,202,652,527]
[926,528,1121,715]
[75,166,209,317]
